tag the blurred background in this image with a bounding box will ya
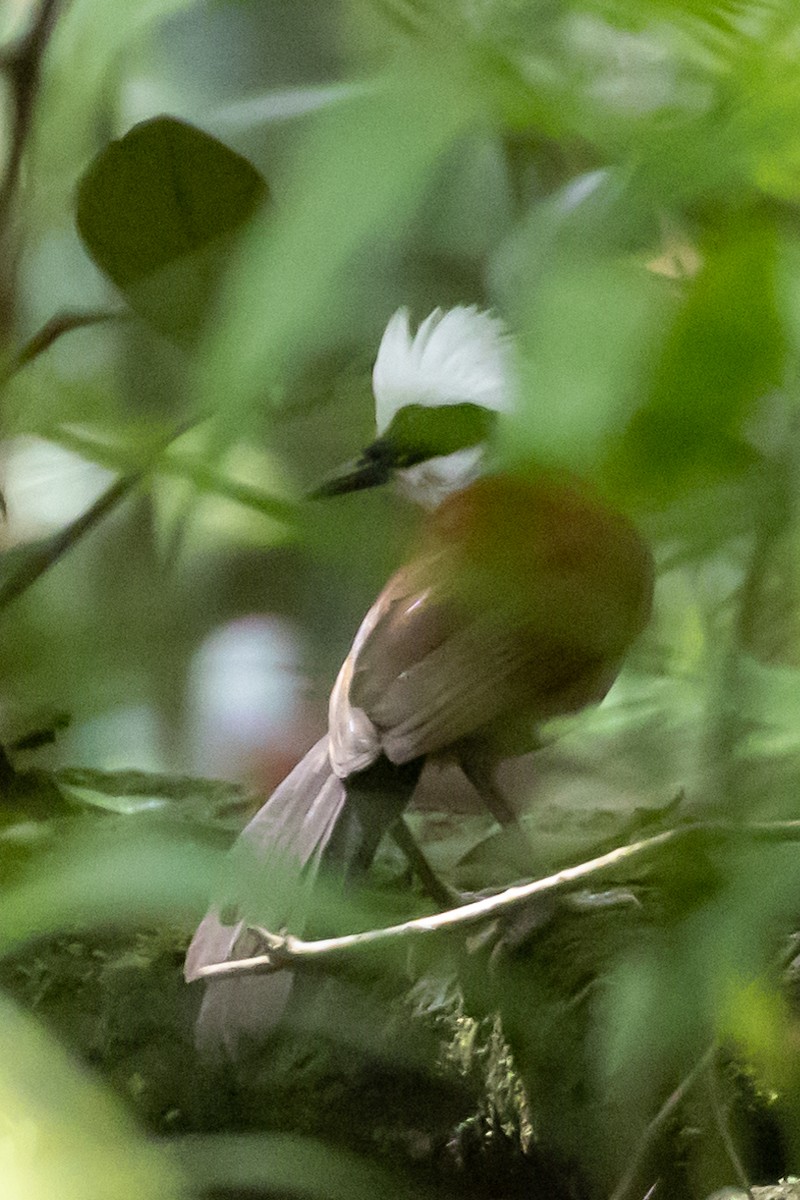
[3,1,800,1197]
[0,0,422,791]
[0,0,777,818]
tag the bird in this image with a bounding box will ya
[184,306,654,1061]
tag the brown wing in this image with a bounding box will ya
[327,553,451,777]
[361,617,605,764]
[341,550,604,765]
[329,488,652,771]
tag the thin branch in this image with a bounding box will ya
[0,420,197,613]
[53,427,299,529]
[0,0,67,227]
[194,818,800,982]
[0,471,142,612]
[608,1044,717,1200]
[1,308,123,382]
[711,404,800,813]
[706,1056,753,1197]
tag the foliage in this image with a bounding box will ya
[5,0,800,1197]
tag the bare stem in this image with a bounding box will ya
[0,420,197,613]
[706,1056,753,1197]
[194,817,800,982]
[608,1044,717,1200]
[1,308,123,383]
[0,0,67,227]
[52,426,299,529]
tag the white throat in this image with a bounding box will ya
[394,447,486,509]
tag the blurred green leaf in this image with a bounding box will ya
[200,63,480,427]
[168,1132,418,1199]
[0,825,220,956]
[652,215,784,426]
[720,977,797,1091]
[613,213,784,496]
[501,253,669,475]
[76,116,268,342]
[0,472,138,613]
[0,993,183,1200]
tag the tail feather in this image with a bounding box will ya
[185,738,423,1060]
[185,736,349,1059]
[237,736,343,866]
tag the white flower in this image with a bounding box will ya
[372,306,513,435]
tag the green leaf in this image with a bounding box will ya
[199,64,480,427]
[500,253,669,476]
[613,213,785,497]
[76,116,268,342]
[0,993,183,1200]
[653,216,783,427]
[0,825,221,956]
[169,1132,417,1200]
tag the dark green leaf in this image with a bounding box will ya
[612,212,784,496]
[76,116,268,342]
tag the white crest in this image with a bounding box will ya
[371,306,513,506]
[372,306,512,434]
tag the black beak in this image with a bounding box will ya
[309,442,396,499]
[309,402,495,500]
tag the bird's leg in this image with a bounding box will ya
[347,758,459,908]
[457,742,539,862]
[391,817,461,908]
[324,756,455,908]
[458,742,523,829]
[325,756,422,878]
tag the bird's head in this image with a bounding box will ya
[315,306,513,508]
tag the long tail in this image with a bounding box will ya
[185,736,348,1060]
[184,737,421,1060]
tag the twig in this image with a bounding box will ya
[0,471,141,612]
[0,0,67,227]
[194,817,800,982]
[706,1055,753,1196]
[710,403,800,813]
[1,308,123,382]
[709,466,787,806]
[608,1044,717,1200]
[0,420,197,613]
[53,427,299,529]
